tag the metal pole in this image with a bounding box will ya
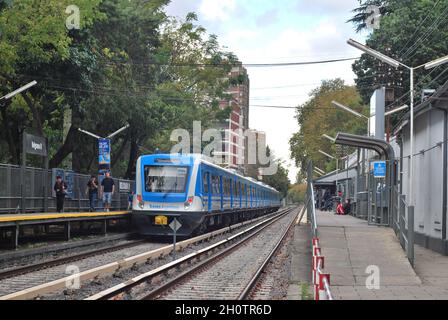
[336,158,338,197]
[173,220,177,261]
[21,134,26,214]
[409,68,415,206]
[408,68,415,256]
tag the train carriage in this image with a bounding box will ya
[132,154,281,237]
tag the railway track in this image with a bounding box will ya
[86,206,298,300]
[0,239,146,281]
[0,208,295,300]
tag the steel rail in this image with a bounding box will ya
[86,207,297,300]
[140,207,297,301]
[1,210,286,300]
[0,239,146,281]
[237,206,299,300]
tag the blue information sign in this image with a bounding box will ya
[373,161,387,178]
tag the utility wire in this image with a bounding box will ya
[397,0,442,58]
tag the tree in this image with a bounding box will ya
[347,0,390,32]
[289,79,366,179]
[349,0,448,115]
[0,1,238,179]
[246,146,290,198]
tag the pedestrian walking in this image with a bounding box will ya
[86,175,99,212]
[101,172,115,212]
[54,176,67,213]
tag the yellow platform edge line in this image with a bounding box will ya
[0,211,131,223]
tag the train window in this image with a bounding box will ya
[224,178,231,196]
[233,181,238,197]
[203,172,209,194]
[211,175,220,195]
[144,166,188,193]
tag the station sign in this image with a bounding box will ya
[24,133,47,157]
[373,161,387,178]
[119,181,131,193]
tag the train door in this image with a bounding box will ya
[211,173,220,211]
[202,171,211,212]
[250,186,253,208]
[223,176,231,210]
[235,181,240,209]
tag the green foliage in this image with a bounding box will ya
[287,184,307,204]
[0,1,238,178]
[350,0,448,109]
[246,146,291,198]
[289,79,367,179]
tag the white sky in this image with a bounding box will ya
[166,0,367,182]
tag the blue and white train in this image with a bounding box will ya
[132,154,282,237]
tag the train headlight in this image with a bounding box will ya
[184,196,194,210]
[137,195,144,209]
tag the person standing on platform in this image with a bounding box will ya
[86,175,99,212]
[101,172,115,212]
[54,176,67,213]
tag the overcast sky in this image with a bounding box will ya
[166,0,367,182]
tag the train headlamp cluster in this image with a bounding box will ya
[137,195,144,209]
[184,196,194,210]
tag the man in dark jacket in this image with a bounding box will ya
[86,175,99,212]
[54,176,67,213]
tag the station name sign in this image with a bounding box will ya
[24,133,47,157]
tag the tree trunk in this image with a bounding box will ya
[49,125,78,168]
[112,131,130,169]
[125,139,139,180]
[22,93,44,137]
[0,107,19,164]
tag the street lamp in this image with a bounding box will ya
[332,100,370,135]
[78,124,130,174]
[322,134,336,143]
[0,81,37,105]
[315,167,326,175]
[347,38,448,211]
[314,169,323,177]
[319,150,339,193]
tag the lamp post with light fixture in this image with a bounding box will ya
[347,38,448,220]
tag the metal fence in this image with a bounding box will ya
[306,161,333,300]
[0,163,134,214]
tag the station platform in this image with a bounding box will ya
[316,211,448,300]
[0,211,131,249]
[0,211,130,227]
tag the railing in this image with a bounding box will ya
[306,161,333,301]
[312,238,333,300]
[0,163,134,214]
[398,194,415,266]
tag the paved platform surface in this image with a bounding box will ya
[317,211,448,300]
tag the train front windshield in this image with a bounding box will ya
[144,166,188,193]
